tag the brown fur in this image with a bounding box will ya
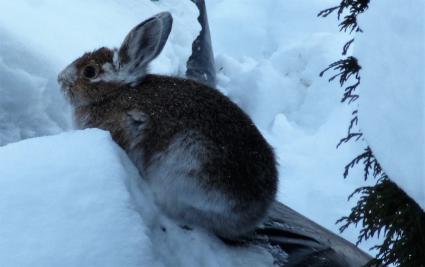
[58,13,278,238]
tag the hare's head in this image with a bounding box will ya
[58,12,173,106]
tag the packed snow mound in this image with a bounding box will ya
[0,129,157,266]
[355,0,425,209]
[0,130,275,267]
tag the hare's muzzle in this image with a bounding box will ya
[58,63,78,89]
[58,63,81,106]
[57,75,71,89]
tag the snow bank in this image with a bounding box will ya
[0,130,275,267]
[0,129,157,266]
[355,0,425,209]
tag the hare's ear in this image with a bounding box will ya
[118,12,173,81]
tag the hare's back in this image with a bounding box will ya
[132,75,277,201]
[135,75,254,133]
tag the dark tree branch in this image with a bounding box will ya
[342,38,355,55]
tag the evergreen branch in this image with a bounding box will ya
[342,38,355,55]
[337,132,362,149]
[320,57,360,86]
[317,0,370,32]
[342,147,369,178]
[337,177,425,266]
[340,13,360,33]
[348,110,359,132]
[317,6,340,18]
[341,80,360,104]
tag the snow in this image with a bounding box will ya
[2,0,421,264]
[0,29,70,145]
[207,0,347,130]
[0,129,274,267]
[355,0,425,209]
[0,129,158,266]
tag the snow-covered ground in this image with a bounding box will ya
[0,0,422,265]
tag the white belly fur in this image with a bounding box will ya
[143,132,242,236]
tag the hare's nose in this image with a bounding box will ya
[58,64,78,86]
[58,77,72,89]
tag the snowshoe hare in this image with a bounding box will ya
[58,12,277,239]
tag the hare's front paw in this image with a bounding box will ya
[127,110,148,129]
[126,110,150,147]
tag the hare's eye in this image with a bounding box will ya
[82,64,99,79]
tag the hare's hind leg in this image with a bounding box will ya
[144,132,241,236]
